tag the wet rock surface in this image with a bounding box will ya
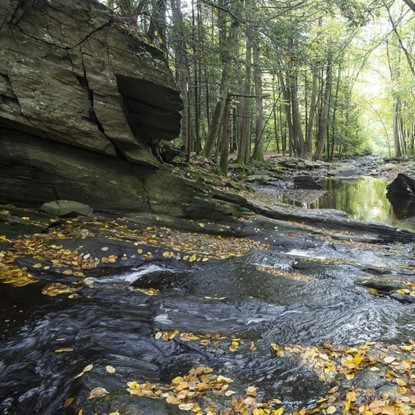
[2,201,415,414]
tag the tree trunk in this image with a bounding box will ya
[237,36,252,164]
[251,41,265,162]
[171,0,194,157]
[219,97,231,175]
[315,54,332,160]
[148,0,166,47]
[305,69,318,159]
[278,71,294,156]
[394,100,403,157]
[290,71,305,157]
[202,72,229,157]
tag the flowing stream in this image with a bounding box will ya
[3,175,415,413]
[2,235,415,414]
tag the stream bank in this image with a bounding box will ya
[3,156,415,415]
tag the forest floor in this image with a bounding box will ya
[2,155,415,415]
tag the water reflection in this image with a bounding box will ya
[279,177,415,229]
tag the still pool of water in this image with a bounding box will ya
[279,176,415,230]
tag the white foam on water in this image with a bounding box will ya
[285,249,326,260]
[87,264,167,284]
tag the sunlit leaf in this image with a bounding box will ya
[166,395,181,404]
[55,348,73,353]
[106,365,116,374]
[178,403,194,410]
[87,387,109,399]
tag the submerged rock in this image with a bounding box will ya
[294,175,323,190]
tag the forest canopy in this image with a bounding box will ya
[102,0,415,170]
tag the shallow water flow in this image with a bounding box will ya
[2,236,415,414]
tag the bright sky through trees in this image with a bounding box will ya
[102,0,415,163]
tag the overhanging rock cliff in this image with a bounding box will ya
[0,0,241,219]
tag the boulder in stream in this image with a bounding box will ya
[294,175,323,190]
[386,173,415,198]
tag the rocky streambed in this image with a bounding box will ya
[3,197,415,415]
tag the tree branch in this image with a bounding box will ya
[403,0,415,13]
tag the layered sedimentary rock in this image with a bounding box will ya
[0,0,239,219]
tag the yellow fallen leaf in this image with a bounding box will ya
[216,375,233,383]
[166,395,181,404]
[101,247,109,251]
[244,396,257,406]
[353,356,362,365]
[246,386,257,396]
[400,345,413,351]
[55,348,73,353]
[188,254,197,263]
[83,364,93,373]
[106,365,116,374]
[87,387,109,399]
[172,376,184,384]
[344,398,351,412]
[178,403,194,411]
[272,408,284,415]
[347,391,357,402]
[326,406,336,414]
[397,378,406,387]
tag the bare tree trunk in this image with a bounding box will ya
[148,0,166,46]
[386,38,404,158]
[251,41,265,162]
[393,100,403,157]
[278,71,294,156]
[237,36,252,164]
[315,54,332,160]
[202,72,229,157]
[305,69,318,159]
[171,0,194,157]
[202,0,235,158]
[219,97,231,175]
[329,65,341,160]
[290,71,305,157]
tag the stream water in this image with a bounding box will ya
[279,177,415,230]
[3,176,415,413]
[2,231,415,414]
